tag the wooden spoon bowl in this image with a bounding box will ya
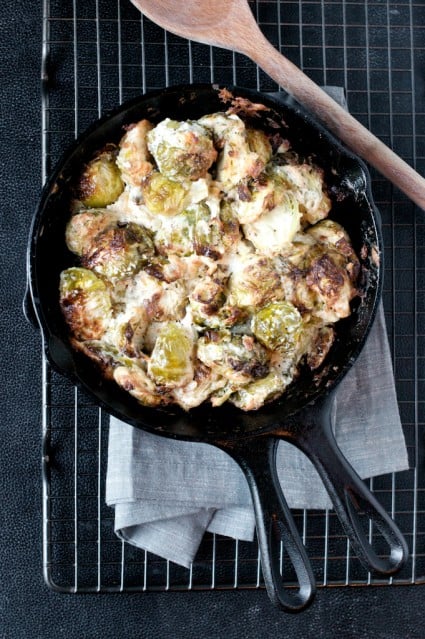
[130,0,425,210]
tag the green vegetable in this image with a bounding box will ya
[77,146,124,208]
[143,172,188,216]
[231,371,286,411]
[59,267,112,340]
[148,322,194,387]
[83,223,154,281]
[147,119,217,181]
[251,301,302,352]
[65,209,116,256]
[197,331,269,385]
[246,128,272,166]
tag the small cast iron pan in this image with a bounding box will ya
[26,84,408,612]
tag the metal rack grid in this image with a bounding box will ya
[40,0,425,593]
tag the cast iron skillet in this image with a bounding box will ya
[26,84,408,612]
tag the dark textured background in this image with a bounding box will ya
[1,0,424,637]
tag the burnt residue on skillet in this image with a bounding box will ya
[28,84,382,441]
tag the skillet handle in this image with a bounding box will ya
[284,396,408,575]
[219,437,315,612]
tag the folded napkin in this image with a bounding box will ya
[106,304,409,567]
[106,88,409,568]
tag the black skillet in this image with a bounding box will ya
[26,84,408,612]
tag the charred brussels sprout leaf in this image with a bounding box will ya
[148,322,194,387]
[251,301,302,352]
[77,146,124,208]
[143,172,188,216]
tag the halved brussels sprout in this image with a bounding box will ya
[218,200,241,249]
[114,363,171,407]
[228,255,284,308]
[82,223,155,281]
[171,362,227,411]
[143,172,188,216]
[246,128,272,167]
[242,191,301,254]
[197,331,269,386]
[230,171,288,225]
[191,202,224,259]
[251,300,302,352]
[230,371,287,411]
[147,322,194,387]
[147,118,217,181]
[116,119,154,187]
[271,156,331,225]
[306,220,360,283]
[77,145,124,208]
[104,307,149,358]
[65,209,117,256]
[59,267,112,340]
[189,273,227,327]
[154,202,224,259]
[198,113,262,187]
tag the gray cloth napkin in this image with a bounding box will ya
[106,306,409,569]
[105,88,409,568]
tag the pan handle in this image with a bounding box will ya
[281,395,408,575]
[218,437,315,612]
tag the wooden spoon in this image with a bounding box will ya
[130,0,425,210]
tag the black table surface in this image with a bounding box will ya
[2,1,424,637]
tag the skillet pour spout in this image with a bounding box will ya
[27,84,408,612]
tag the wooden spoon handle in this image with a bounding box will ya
[243,32,425,210]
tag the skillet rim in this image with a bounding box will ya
[27,83,383,442]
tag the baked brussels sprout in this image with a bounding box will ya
[189,272,227,328]
[306,219,360,283]
[147,322,194,388]
[246,128,273,166]
[147,119,217,181]
[71,339,139,378]
[191,202,224,259]
[251,301,302,352]
[242,191,301,254]
[59,267,112,340]
[231,371,287,411]
[218,200,241,249]
[142,172,188,216]
[197,331,269,386]
[271,155,331,225]
[154,202,224,259]
[154,209,195,257]
[199,112,262,188]
[105,307,149,358]
[77,145,124,208]
[116,119,154,187]
[114,363,171,407]
[65,209,117,256]
[171,362,227,411]
[82,222,155,282]
[228,254,284,308]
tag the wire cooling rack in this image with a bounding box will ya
[39,0,425,592]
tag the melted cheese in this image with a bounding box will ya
[62,109,359,412]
